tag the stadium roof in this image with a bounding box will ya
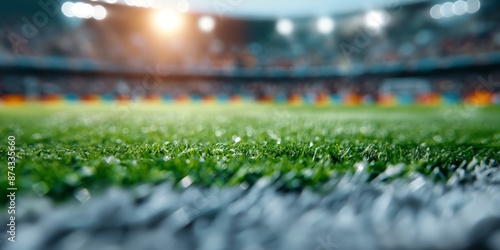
[0,0,430,19]
[197,0,427,18]
[116,0,430,19]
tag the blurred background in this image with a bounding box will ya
[0,0,499,106]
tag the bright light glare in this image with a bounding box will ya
[61,2,74,17]
[62,1,108,20]
[430,5,442,19]
[176,0,190,13]
[93,5,107,20]
[452,0,467,15]
[82,3,94,18]
[466,0,481,13]
[316,17,335,34]
[72,2,85,18]
[440,2,454,18]
[365,11,387,30]
[153,9,184,34]
[276,19,293,36]
[125,0,143,7]
[72,2,94,19]
[198,16,215,33]
[430,0,480,19]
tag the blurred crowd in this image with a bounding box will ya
[1,72,499,105]
[1,2,500,103]
[1,3,500,70]
[1,22,499,69]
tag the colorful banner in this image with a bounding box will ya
[1,93,498,106]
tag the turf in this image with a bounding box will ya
[0,104,499,203]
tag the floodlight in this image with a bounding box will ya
[316,17,335,34]
[153,8,184,34]
[452,0,467,15]
[276,19,293,36]
[62,2,74,17]
[466,0,480,13]
[93,5,107,20]
[365,11,387,31]
[198,16,215,33]
[430,5,442,19]
[440,2,454,18]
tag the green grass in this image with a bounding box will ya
[1,104,499,203]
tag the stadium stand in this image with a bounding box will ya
[0,0,499,105]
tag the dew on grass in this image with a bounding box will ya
[32,133,42,140]
[108,126,116,132]
[79,166,94,177]
[104,156,120,164]
[433,135,443,143]
[13,128,24,136]
[64,174,80,186]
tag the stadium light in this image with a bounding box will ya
[92,5,107,20]
[61,1,107,20]
[62,2,75,17]
[124,0,136,6]
[176,0,190,13]
[276,19,293,36]
[72,2,94,19]
[466,0,480,13]
[316,17,335,34]
[440,2,454,18]
[430,4,442,19]
[152,8,184,34]
[430,0,480,20]
[452,0,467,15]
[125,0,152,7]
[198,16,215,33]
[365,11,387,31]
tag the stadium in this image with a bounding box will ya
[0,0,500,249]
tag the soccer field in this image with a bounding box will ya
[1,104,500,250]
[1,104,499,202]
